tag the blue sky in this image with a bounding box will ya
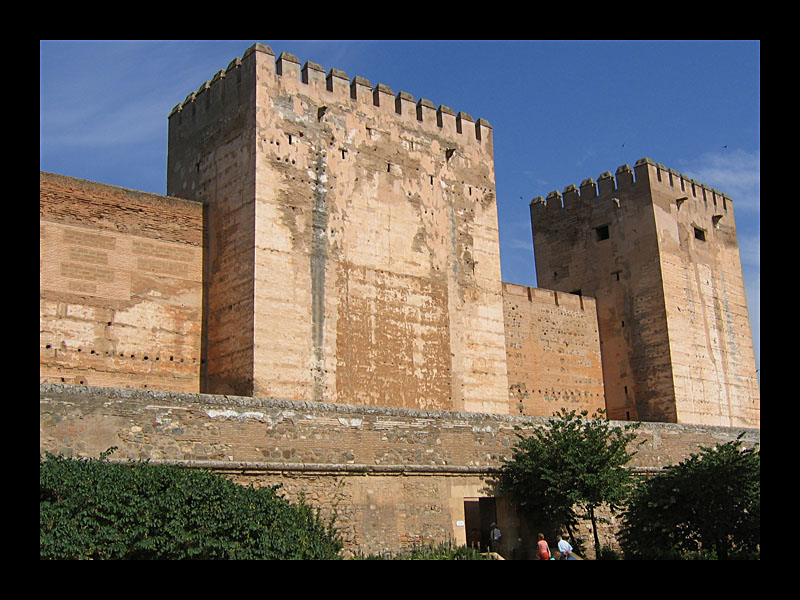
[40,40,760,375]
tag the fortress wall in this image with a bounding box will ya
[167,53,260,396]
[641,159,760,428]
[167,44,509,414]
[529,159,759,427]
[503,283,605,417]
[39,173,204,392]
[40,383,759,557]
[530,163,674,422]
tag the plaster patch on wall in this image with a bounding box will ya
[206,408,272,423]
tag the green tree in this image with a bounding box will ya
[498,408,640,557]
[40,449,342,560]
[618,436,760,560]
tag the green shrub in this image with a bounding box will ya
[596,545,621,560]
[40,449,342,560]
[618,437,759,560]
[354,541,489,560]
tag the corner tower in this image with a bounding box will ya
[167,44,509,414]
[530,158,759,427]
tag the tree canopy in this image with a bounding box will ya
[498,408,640,556]
[618,437,760,560]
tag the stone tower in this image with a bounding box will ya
[166,43,509,414]
[530,158,759,427]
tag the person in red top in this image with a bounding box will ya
[537,533,551,560]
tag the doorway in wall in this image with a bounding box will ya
[463,497,496,552]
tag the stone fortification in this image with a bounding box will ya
[40,383,759,557]
[40,173,204,393]
[166,43,508,414]
[503,283,605,417]
[40,43,760,558]
[531,158,759,427]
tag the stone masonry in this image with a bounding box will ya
[530,160,759,427]
[166,44,508,415]
[40,383,759,557]
[40,173,204,393]
[40,43,760,557]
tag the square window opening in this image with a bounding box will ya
[595,225,610,241]
[694,227,706,241]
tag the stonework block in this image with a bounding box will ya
[40,173,203,393]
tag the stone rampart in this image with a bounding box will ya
[529,158,759,427]
[40,383,759,556]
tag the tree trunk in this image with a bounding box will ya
[589,505,600,557]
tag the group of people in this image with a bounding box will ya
[483,523,576,560]
[538,533,575,560]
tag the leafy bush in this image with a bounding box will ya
[40,449,342,560]
[596,545,621,560]
[618,437,759,560]
[354,541,489,560]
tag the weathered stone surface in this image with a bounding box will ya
[531,159,759,427]
[39,173,203,393]
[40,45,760,557]
[165,45,509,414]
[503,283,606,417]
[40,383,759,557]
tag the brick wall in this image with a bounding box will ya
[40,173,204,392]
[503,283,605,417]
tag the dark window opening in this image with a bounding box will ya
[595,225,610,241]
[694,227,706,241]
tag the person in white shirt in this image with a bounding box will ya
[556,535,573,560]
[489,523,502,554]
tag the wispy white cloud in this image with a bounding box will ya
[682,149,760,213]
[41,96,165,149]
[40,41,216,152]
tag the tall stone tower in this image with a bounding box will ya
[530,158,759,428]
[166,43,509,414]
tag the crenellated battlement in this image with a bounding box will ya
[530,157,733,214]
[530,162,638,213]
[640,157,732,212]
[168,43,492,145]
